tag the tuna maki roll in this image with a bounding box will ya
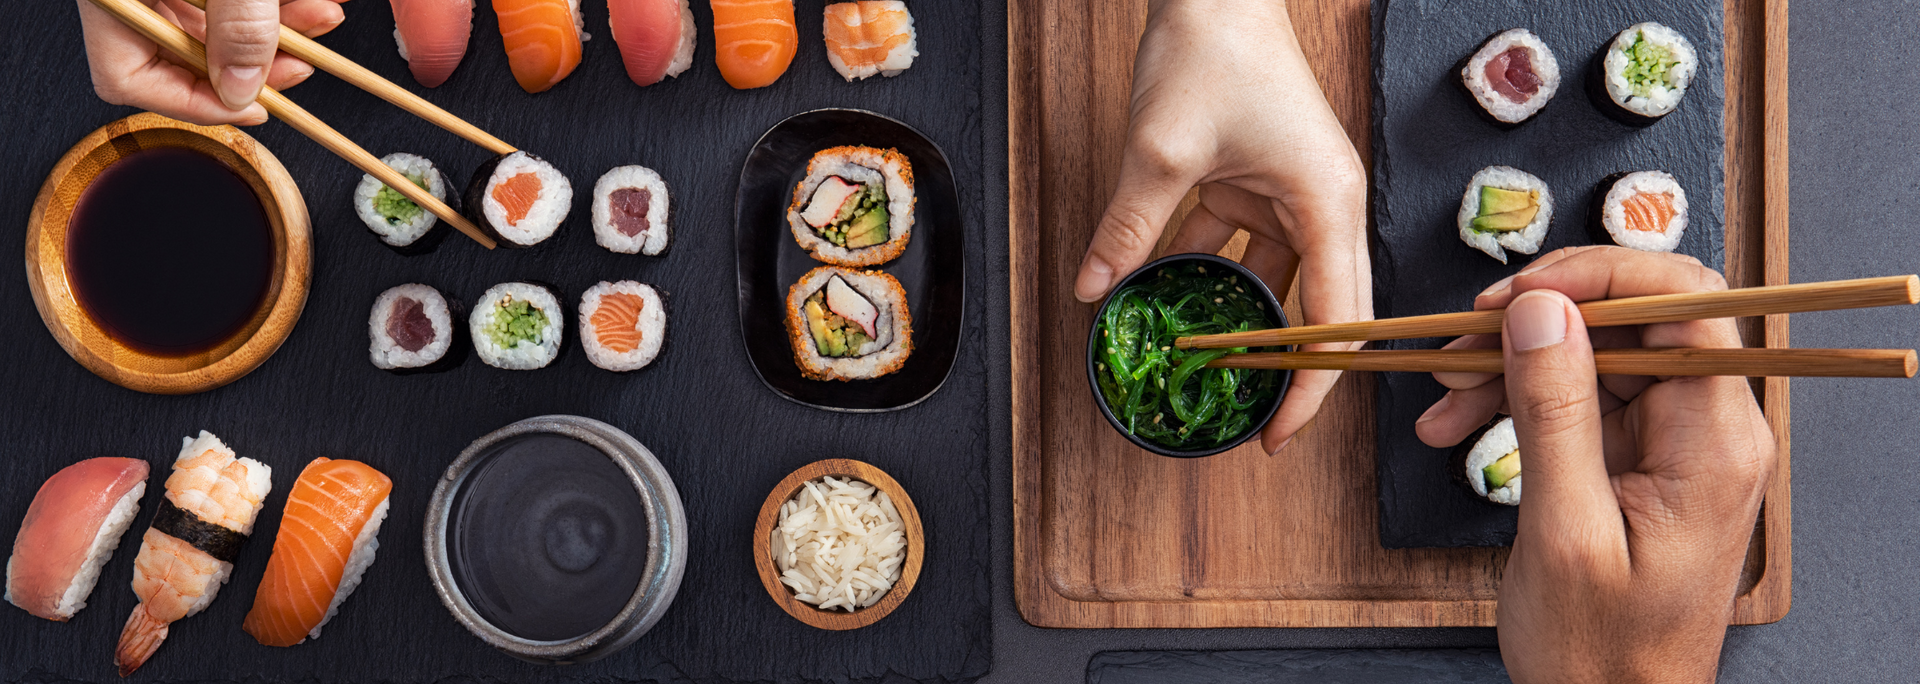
[471,282,563,370]
[463,151,572,248]
[787,146,915,267]
[353,153,451,253]
[1454,416,1521,506]
[578,280,667,372]
[1458,28,1560,127]
[369,284,462,372]
[1590,22,1698,125]
[1458,166,1553,264]
[590,166,671,255]
[784,266,912,381]
[1591,171,1689,253]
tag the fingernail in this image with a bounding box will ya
[1075,256,1114,303]
[1507,291,1567,351]
[1478,275,1515,299]
[1415,392,1451,424]
[1267,436,1293,456]
[217,66,265,111]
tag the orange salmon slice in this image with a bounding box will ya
[491,173,543,226]
[591,293,647,353]
[241,458,392,648]
[1621,192,1676,233]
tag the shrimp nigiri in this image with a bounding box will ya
[822,1,917,81]
[493,0,587,93]
[243,458,392,648]
[609,0,696,87]
[6,458,149,621]
[391,0,474,87]
[114,432,271,677]
[710,0,796,89]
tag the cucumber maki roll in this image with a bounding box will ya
[1590,22,1699,126]
[1458,28,1561,127]
[1458,166,1553,264]
[470,282,564,370]
[353,153,452,253]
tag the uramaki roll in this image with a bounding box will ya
[786,146,914,267]
[783,266,912,381]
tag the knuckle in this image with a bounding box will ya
[1130,134,1201,181]
[1102,204,1161,253]
[217,16,281,56]
[1515,380,1593,429]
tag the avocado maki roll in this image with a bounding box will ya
[787,146,915,267]
[1589,22,1698,126]
[1458,28,1561,127]
[783,266,913,381]
[369,283,463,373]
[1453,416,1521,506]
[1458,165,1553,264]
[470,282,564,370]
[1591,170,1689,253]
[463,151,572,248]
[353,153,452,253]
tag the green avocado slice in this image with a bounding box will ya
[1483,450,1521,489]
[1478,186,1537,215]
[1470,206,1539,233]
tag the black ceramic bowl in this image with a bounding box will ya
[1085,253,1292,458]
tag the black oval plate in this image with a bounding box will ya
[734,109,965,412]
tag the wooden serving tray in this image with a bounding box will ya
[1009,0,1791,627]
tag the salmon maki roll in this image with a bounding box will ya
[463,151,572,248]
[493,0,587,93]
[242,459,393,647]
[823,1,917,81]
[710,0,796,89]
[1592,170,1688,253]
[6,458,149,621]
[579,281,667,371]
[391,0,474,87]
[609,0,696,86]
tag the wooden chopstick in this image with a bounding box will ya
[1177,275,1920,349]
[86,0,497,249]
[174,0,516,156]
[1205,348,1919,378]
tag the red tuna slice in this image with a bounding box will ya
[1485,47,1540,103]
[609,0,687,86]
[610,188,654,237]
[7,457,150,621]
[386,297,435,352]
[392,0,474,88]
[801,177,862,228]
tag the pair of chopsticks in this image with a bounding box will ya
[1175,275,1920,378]
[86,0,508,249]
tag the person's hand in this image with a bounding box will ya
[1073,0,1370,454]
[1415,247,1776,684]
[76,0,349,126]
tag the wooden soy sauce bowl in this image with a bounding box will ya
[25,113,311,395]
[753,458,925,630]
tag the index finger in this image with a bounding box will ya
[1482,246,1743,349]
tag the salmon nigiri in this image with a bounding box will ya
[823,1,917,81]
[710,0,796,89]
[6,458,149,621]
[609,0,696,87]
[242,458,392,648]
[391,0,474,87]
[493,0,587,93]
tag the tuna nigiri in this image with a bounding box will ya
[6,458,149,622]
[822,1,917,82]
[242,459,392,648]
[609,0,696,86]
[115,432,271,677]
[391,0,474,87]
[710,0,796,89]
[494,0,587,93]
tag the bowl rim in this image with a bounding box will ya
[1084,253,1294,458]
[423,414,689,665]
[751,458,925,630]
[23,112,311,395]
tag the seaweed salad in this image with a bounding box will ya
[1093,262,1284,450]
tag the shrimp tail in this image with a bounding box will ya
[114,603,170,677]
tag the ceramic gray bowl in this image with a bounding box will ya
[424,415,688,664]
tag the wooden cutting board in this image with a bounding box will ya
[1008,0,1791,628]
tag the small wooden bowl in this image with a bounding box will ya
[25,113,311,394]
[753,458,924,630]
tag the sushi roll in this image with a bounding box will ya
[492,0,586,93]
[390,0,474,87]
[471,282,564,370]
[579,281,667,371]
[6,458,149,621]
[464,151,572,248]
[369,284,464,372]
[608,0,696,86]
[243,458,392,647]
[784,266,912,381]
[591,165,671,255]
[1458,28,1560,127]
[354,153,452,253]
[823,1,918,81]
[1592,171,1689,253]
[1454,416,1521,506]
[787,146,915,267]
[1590,22,1698,125]
[1458,165,1553,264]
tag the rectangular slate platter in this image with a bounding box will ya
[1370,0,1727,548]
[1088,649,1511,684]
[0,0,990,682]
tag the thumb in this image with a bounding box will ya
[1502,290,1621,546]
[1074,138,1201,302]
[204,0,280,111]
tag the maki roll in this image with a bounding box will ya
[578,280,667,371]
[1592,171,1688,253]
[784,266,912,381]
[1590,22,1698,125]
[353,153,452,253]
[1458,166,1553,264]
[787,146,914,267]
[590,166,671,255]
[463,151,572,248]
[1458,28,1560,127]
[470,282,564,370]
[1454,416,1521,506]
[369,284,463,372]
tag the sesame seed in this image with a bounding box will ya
[1214,297,1224,304]
[1235,287,1244,293]
[1153,414,1162,424]
[1197,266,1207,274]
[1161,346,1171,351]
[1107,347,1117,354]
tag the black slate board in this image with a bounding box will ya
[0,0,989,682]
[1370,0,1726,548]
[1088,649,1512,684]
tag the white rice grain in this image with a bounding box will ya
[771,477,906,612]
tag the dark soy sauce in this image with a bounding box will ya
[449,434,650,642]
[66,146,273,357]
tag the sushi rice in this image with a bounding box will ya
[471,282,564,370]
[1598,171,1689,253]
[590,165,672,255]
[1599,22,1697,121]
[1457,165,1553,264]
[470,152,573,248]
[1464,417,1521,505]
[353,153,449,248]
[369,284,456,370]
[305,496,387,643]
[5,478,145,621]
[1459,28,1560,125]
[579,280,667,371]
